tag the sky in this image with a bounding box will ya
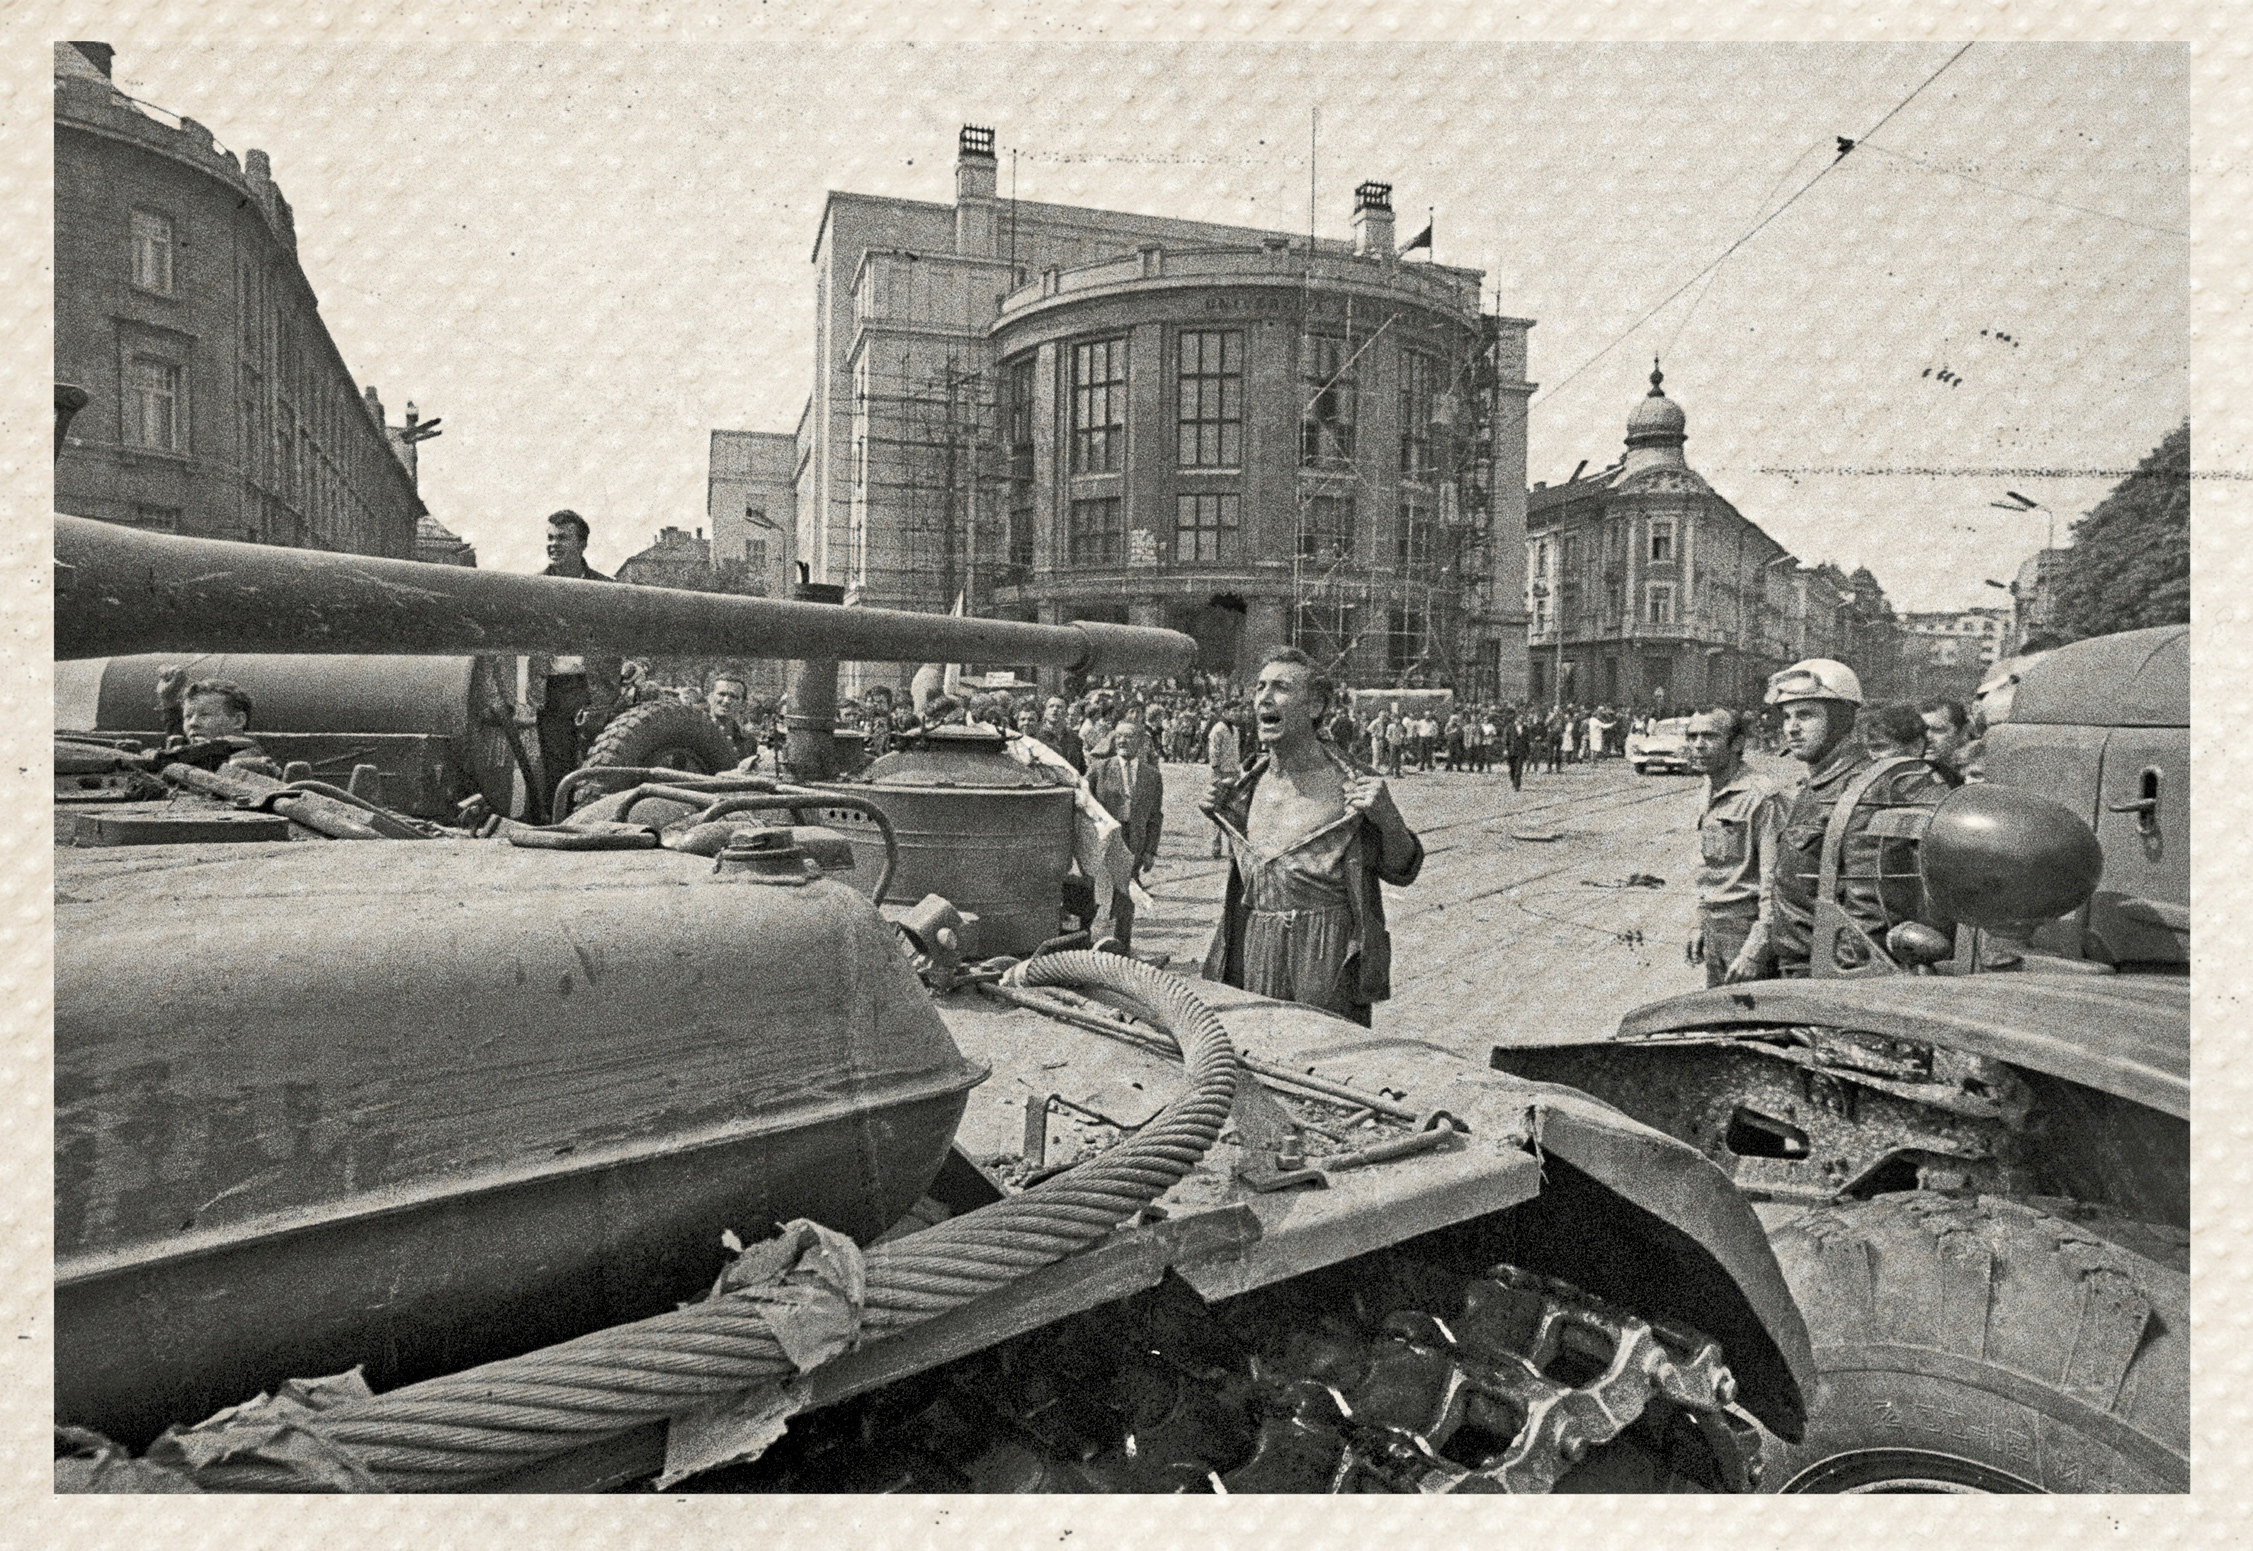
[102,41,2189,612]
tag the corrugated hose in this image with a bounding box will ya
[142,950,1237,1491]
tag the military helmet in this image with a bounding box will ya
[1764,658,1864,707]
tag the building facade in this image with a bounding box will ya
[415,514,476,567]
[54,43,425,558]
[1902,607,2007,669]
[800,128,1532,698]
[616,524,787,698]
[707,429,797,598]
[1524,369,1797,711]
[2006,547,2069,653]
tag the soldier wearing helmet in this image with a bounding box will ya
[1766,658,1955,976]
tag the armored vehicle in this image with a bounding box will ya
[1496,626,2191,1493]
[54,516,1818,1495]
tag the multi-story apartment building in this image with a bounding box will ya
[1524,368,1799,710]
[54,42,425,558]
[707,430,797,599]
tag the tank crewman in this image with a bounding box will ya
[1684,707,1783,987]
[1201,646,1423,1027]
[532,509,622,817]
[154,671,284,777]
[1767,659,1955,977]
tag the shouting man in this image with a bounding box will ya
[1201,646,1423,1026]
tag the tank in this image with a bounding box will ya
[52,518,1817,1496]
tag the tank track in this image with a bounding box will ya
[684,1253,1762,1494]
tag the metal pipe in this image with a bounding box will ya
[785,579,845,782]
[53,517,1197,675]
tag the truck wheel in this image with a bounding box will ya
[1764,1193,2188,1494]
[579,703,741,783]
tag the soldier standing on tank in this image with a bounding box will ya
[1201,647,1423,1027]
[1685,707,1782,987]
[1767,659,1955,978]
[532,510,621,819]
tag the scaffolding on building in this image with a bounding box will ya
[846,351,1011,621]
[1288,219,1504,698]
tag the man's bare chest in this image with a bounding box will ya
[1248,768,1345,847]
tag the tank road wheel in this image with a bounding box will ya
[580,703,741,780]
[1764,1193,2189,1494]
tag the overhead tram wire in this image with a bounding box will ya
[1531,42,1978,410]
[1850,143,2188,237]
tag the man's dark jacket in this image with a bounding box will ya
[1091,752,1164,870]
[1200,745,1425,1009]
[1772,742,1954,971]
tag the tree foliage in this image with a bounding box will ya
[2052,422,2190,641]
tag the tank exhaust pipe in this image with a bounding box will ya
[785,578,847,782]
[52,517,1197,678]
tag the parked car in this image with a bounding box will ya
[1628,716,1694,774]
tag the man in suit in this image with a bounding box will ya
[1089,720,1163,951]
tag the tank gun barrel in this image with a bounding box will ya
[53,516,1196,676]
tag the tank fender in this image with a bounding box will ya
[1141,1001,1814,1442]
[1615,976,2188,1120]
[1501,1078,1815,1444]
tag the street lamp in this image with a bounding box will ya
[1990,490,2056,553]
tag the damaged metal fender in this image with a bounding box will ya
[955,987,1815,1444]
[1614,975,2188,1120]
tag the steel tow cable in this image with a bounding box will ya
[157,951,1237,1491]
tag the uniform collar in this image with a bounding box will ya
[1804,742,1869,789]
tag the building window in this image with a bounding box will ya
[1008,357,1036,479]
[1175,492,1239,564]
[1300,335,1357,465]
[1649,518,1676,564]
[124,357,183,451]
[1071,338,1127,474]
[1068,496,1123,566]
[1299,493,1354,563]
[131,504,183,532]
[1008,504,1036,574]
[1399,351,1438,482]
[130,210,175,295]
[1647,583,1676,627]
[1397,502,1442,578]
[1176,330,1242,468]
[1386,606,1428,676]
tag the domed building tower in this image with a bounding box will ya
[1523,364,1804,710]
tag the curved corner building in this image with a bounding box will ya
[53,42,425,558]
[803,131,1533,699]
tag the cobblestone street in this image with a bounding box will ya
[1127,752,1803,1057]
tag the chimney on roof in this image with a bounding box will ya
[68,43,114,78]
[956,124,998,258]
[1352,181,1394,259]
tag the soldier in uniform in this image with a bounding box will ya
[1684,707,1782,986]
[1766,659,1955,978]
